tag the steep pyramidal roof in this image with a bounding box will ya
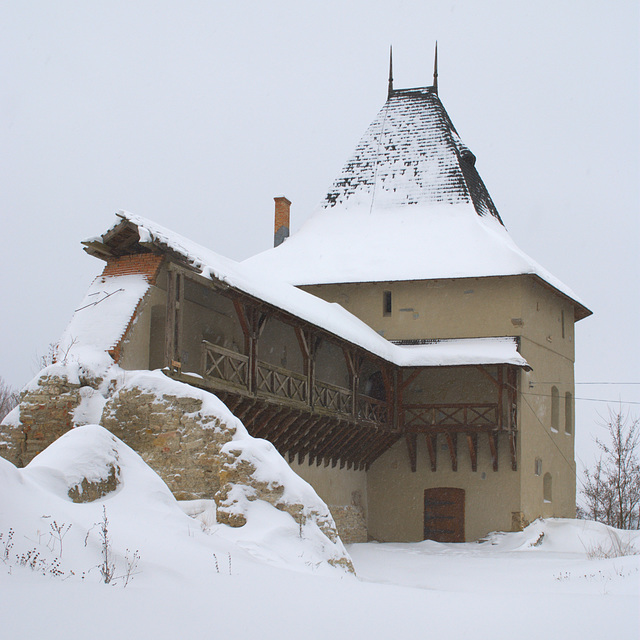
[322,85,503,223]
[245,76,590,319]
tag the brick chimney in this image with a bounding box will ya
[273,196,291,247]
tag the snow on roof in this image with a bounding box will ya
[244,203,584,304]
[103,211,529,369]
[58,272,150,368]
[243,87,588,314]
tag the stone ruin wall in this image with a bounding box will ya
[0,373,88,468]
[0,372,362,551]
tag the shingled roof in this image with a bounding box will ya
[323,85,503,223]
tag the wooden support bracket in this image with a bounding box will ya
[466,433,478,472]
[405,433,417,472]
[445,432,458,472]
[488,432,499,472]
[425,433,437,472]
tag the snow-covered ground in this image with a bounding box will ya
[1,427,638,639]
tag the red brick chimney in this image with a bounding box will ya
[274,196,291,247]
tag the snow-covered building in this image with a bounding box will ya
[5,61,590,543]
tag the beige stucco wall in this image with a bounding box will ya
[289,461,368,517]
[307,274,579,538]
[517,280,576,523]
[367,433,521,542]
[301,275,526,340]
[119,285,166,371]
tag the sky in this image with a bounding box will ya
[1,1,638,474]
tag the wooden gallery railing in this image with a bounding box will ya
[202,341,389,428]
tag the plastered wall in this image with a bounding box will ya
[367,433,521,541]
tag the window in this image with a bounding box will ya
[534,458,542,476]
[543,473,552,503]
[551,386,559,432]
[561,310,565,339]
[565,392,573,434]
[383,290,392,316]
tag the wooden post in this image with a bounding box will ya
[164,267,183,369]
[497,365,504,430]
[164,269,176,366]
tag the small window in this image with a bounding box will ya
[543,473,552,503]
[565,392,573,434]
[561,310,565,339]
[534,458,542,476]
[383,290,392,316]
[551,386,559,432]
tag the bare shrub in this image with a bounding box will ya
[580,408,640,530]
[0,377,19,422]
[585,530,638,559]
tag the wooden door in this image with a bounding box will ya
[424,487,465,542]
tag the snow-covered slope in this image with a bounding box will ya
[0,423,352,580]
[1,461,637,640]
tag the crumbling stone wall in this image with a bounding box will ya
[0,371,355,564]
[327,505,368,544]
[0,373,89,467]
[100,387,234,501]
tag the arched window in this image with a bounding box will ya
[543,473,552,503]
[565,392,573,434]
[551,386,559,432]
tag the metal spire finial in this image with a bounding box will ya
[433,41,438,94]
[388,45,394,98]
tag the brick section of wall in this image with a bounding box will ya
[100,253,163,284]
[99,253,164,363]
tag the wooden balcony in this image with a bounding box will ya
[201,341,390,428]
[169,341,516,472]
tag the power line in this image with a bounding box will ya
[521,391,640,406]
[530,382,640,386]
[519,392,579,484]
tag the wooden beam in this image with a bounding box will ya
[498,365,504,429]
[311,421,346,462]
[363,432,401,468]
[399,368,421,391]
[510,431,517,471]
[445,432,457,472]
[280,415,316,454]
[425,433,437,472]
[475,364,500,389]
[405,433,417,472]
[466,433,478,472]
[488,432,499,472]
[251,407,285,439]
[176,271,184,364]
[164,269,176,366]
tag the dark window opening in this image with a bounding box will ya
[383,290,392,316]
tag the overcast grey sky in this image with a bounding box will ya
[1,1,638,470]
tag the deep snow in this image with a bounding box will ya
[0,425,638,639]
